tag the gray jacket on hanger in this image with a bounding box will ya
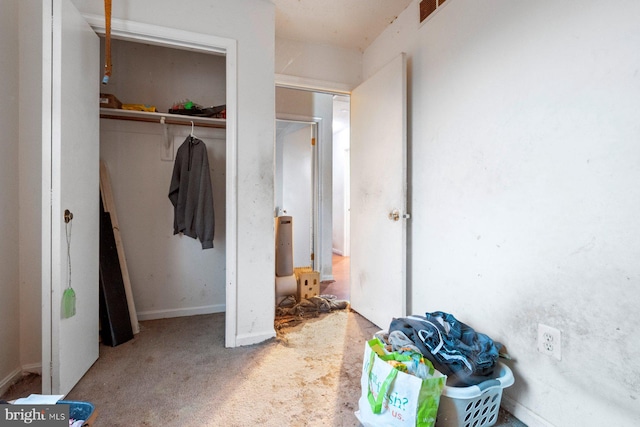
[168,135,215,249]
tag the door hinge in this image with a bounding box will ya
[311,138,316,146]
[311,253,315,261]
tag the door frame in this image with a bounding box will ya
[275,116,320,270]
[79,15,239,347]
[275,82,356,286]
[274,82,352,284]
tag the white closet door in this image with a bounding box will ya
[43,0,100,395]
[350,53,408,329]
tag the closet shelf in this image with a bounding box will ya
[100,108,226,129]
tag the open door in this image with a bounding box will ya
[275,120,317,269]
[42,0,100,394]
[349,53,408,329]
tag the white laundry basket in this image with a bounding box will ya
[435,362,514,427]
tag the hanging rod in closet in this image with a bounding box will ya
[99,108,226,129]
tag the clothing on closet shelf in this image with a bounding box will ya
[168,135,215,249]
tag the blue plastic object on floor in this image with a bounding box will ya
[58,400,95,423]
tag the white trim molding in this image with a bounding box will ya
[502,395,556,427]
[136,304,226,321]
[276,73,353,95]
[0,368,24,397]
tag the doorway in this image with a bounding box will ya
[90,27,234,340]
[275,119,317,269]
[275,87,333,281]
[98,37,227,319]
[276,54,408,332]
[328,94,351,300]
[275,86,351,297]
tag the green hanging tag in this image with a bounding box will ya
[63,212,76,319]
[62,287,76,318]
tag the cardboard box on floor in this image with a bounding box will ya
[294,267,320,301]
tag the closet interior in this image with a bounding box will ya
[99,38,227,324]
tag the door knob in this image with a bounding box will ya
[388,210,410,221]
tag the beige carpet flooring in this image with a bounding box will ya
[3,309,525,426]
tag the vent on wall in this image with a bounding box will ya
[420,0,447,23]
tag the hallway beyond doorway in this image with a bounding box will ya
[320,254,350,300]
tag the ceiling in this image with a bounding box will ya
[273,0,413,52]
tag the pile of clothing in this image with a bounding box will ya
[276,294,349,317]
[383,311,504,386]
[275,295,349,330]
[169,99,226,118]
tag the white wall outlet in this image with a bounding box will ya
[537,323,562,360]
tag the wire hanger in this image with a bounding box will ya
[190,121,196,139]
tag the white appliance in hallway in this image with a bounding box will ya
[275,215,296,303]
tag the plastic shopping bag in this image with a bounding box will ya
[355,338,446,427]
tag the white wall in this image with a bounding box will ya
[100,122,227,319]
[70,0,276,345]
[276,87,334,280]
[18,0,45,374]
[332,126,349,255]
[276,38,362,91]
[101,39,226,110]
[364,1,640,426]
[0,0,22,394]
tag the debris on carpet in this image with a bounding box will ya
[275,294,350,330]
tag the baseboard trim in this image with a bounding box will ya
[235,330,276,347]
[321,274,334,283]
[136,304,225,321]
[0,368,24,397]
[332,248,344,256]
[21,363,42,375]
[502,395,555,427]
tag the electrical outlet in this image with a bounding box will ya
[537,323,562,360]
